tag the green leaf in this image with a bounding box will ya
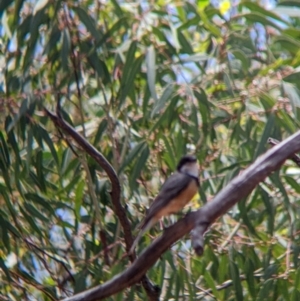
[241,2,288,25]
[93,119,108,146]
[150,95,179,132]
[285,176,300,194]
[282,28,300,39]
[260,188,274,235]
[0,131,10,167]
[203,270,220,298]
[24,202,49,222]
[33,0,48,15]
[75,179,85,219]
[61,28,70,70]
[197,0,209,10]
[169,22,180,50]
[6,98,28,132]
[26,128,33,172]
[295,268,300,290]
[180,53,210,63]
[146,45,157,102]
[239,200,257,235]
[274,5,300,17]
[35,149,46,192]
[0,256,11,281]
[283,71,300,87]
[119,42,144,107]
[229,260,244,301]
[62,155,80,179]
[99,17,127,47]
[244,258,256,299]
[292,289,300,301]
[25,193,55,215]
[5,116,20,160]
[231,49,250,71]
[19,206,44,237]
[151,84,174,117]
[120,40,137,76]
[274,35,300,54]
[177,30,193,54]
[0,215,10,252]
[161,136,176,170]
[277,0,300,6]
[119,141,146,173]
[198,9,221,37]
[130,144,149,188]
[111,0,124,17]
[194,89,210,135]
[281,81,300,117]
[260,93,276,111]
[43,23,61,55]
[276,111,297,133]
[254,114,275,159]
[256,279,274,300]
[73,6,101,42]
[38,125,59,165]
[240,12,282,30]
[159,259,166,288]
[85,50,110,82]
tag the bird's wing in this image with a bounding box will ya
[140,172,193,229]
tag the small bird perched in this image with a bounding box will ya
[130,155,200,254]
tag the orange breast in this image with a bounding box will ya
[156,179,198,218]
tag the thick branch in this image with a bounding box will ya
[61,130,300,301]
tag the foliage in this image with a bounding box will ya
[1,0,300,300]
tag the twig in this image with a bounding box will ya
[219,221,242,252]
[9,270,57,301]
[268,137,300,166]
[24,238,74,284]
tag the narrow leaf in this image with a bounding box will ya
[25,193,55,215]
[230,260,244,301]
[73,7,101,42]
[75,180,85,219]
[61,29,70,70]
[33,0,48,15]
[119,141,146,173]
[130,145,149,189]
[0,257,11,281]
[24,202,49,222]
[146,45,157,102]
[151,84,174,117]
[0,131,10,167]
[7,98,28,132]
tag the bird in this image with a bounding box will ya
[129,155,200,254]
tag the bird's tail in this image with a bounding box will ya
[129,218,155,254]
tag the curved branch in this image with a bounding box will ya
[61,130,300,301]
[44,108,132,247]
[45,108,159,300]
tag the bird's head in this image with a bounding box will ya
[177,155,199,178]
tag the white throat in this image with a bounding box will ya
[180,162,199,178]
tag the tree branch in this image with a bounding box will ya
[60,130,300,301]
[44,108,159,300]
[268,137,300,166]
[45,108,132,247]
